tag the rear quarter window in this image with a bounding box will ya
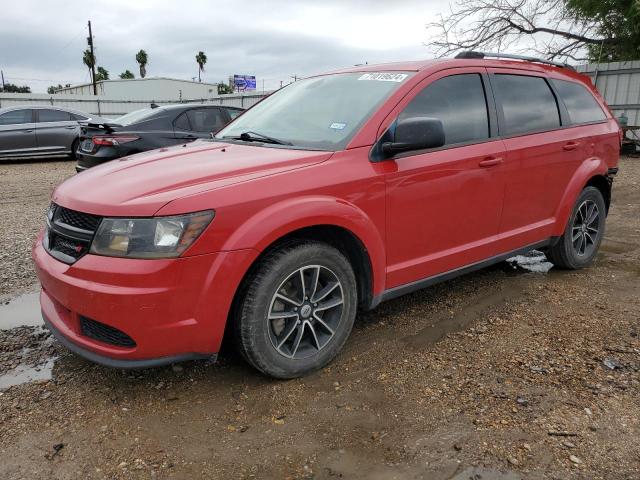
[493,74,560,136]
[551,79,607,124]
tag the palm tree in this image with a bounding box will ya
[95,66,109,81]
[82,49,95,81]
[136,50,148,78]
[195,51,207,82]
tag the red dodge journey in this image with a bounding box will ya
[33,52,620,378]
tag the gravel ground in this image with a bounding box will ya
[0,160,75,299]
[0,157,639,479]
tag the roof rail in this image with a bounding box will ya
[454,51,575,70]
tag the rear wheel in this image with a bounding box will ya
[234,241,357,379]
[69,138,80,160]
[547,186,606,269]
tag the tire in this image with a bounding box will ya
[234,241,357,379]
[547,186,606,269]
[69,138,80,160]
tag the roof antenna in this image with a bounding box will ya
[150,102,159,109]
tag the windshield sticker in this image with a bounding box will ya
[358,73,408,82]
[329,122,347,130]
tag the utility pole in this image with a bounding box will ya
[0,70,5,90]
[87,20,97,96]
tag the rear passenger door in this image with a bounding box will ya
[0,109,36,156]
[384,69,507,288]
[489,69,581,248]
[35,108,79,154]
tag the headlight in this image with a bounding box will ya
[90,210,214,258]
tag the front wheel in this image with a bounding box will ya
[234,241,357,379]
[547,186,606,269]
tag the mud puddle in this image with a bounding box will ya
[0,290,42,330]
[0,357,56,391]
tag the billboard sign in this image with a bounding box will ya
[233,74,256,91]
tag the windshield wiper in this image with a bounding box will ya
[224,131,292,146]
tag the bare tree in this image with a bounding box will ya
[428,0,609,62]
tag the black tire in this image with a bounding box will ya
[234,241,357,379]
[69,138,80,160]
[547,186,606,269]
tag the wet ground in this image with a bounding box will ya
[0,157,639,479]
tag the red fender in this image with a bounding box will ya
[220,195,387,296]
[552,157,609,237]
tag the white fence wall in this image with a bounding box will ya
[0,92,269,118]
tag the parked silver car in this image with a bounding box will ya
[0,106,108,160]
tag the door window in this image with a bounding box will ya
[493,74,560,135]
[186,108,226,132]
[38,109,73,122]
[0,109,32,125]
[173,112,191,131]
[551,79,606,124]
[399,73,490,146]
[226,108,242,120]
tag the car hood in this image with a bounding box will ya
[53,141,333,216]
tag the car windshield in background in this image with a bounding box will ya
[216,72,413,150]
[113,108,158,126]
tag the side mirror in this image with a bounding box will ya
[382,117,445,156]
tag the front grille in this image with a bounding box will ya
[44,204,102,264]
[80,316,137,348]
[55,206,102,232]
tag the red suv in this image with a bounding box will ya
[33,52,620,378]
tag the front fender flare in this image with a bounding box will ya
[220,196,387,296]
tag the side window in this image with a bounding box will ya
[0,109,32,125]
[186,108,226,133]
[174,112,191,131]
[551,79,606,124]
[493,74,560,135]
[226,108,242,120]
[399,74,489,146]
[38,109,72,122]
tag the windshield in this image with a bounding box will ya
[114,108,159,126]
[216,72,413,150]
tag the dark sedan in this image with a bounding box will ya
[76,104,243,171]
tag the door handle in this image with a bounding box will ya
[478,157,503,167]
[23,129,34,133]
[563,141,580,151]
[65,126,77,129]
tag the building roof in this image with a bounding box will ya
[56,77,220,91]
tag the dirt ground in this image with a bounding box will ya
[0,157,638,480]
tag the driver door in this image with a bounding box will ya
[383,68,508,288]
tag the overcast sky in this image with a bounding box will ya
[1,0,451,93]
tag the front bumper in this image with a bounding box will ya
[33,233,258,367]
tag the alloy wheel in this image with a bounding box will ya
[572,199,600,257]
[267,265,344,359]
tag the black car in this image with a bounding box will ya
[75,104,243,171]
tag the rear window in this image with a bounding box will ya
[494,74,560,136]
[551,79,606,124]
[114,108,158,126]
